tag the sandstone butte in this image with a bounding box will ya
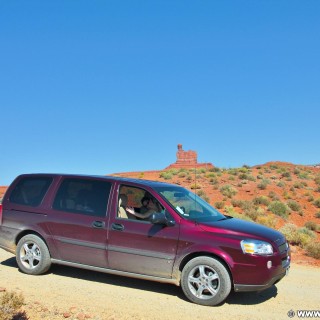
[0,144,319,266]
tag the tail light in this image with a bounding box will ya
[0,203,2,225]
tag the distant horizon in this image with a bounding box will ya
[1,158,319,187]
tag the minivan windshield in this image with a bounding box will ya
[154,186,226,222]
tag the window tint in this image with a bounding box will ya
[9,177,53,207]
[53,179,112,217]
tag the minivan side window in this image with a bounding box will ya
[9,177,53,207]
[118,185,163,221]
[52,179,112,217]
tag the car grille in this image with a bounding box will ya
[278,242,289,254]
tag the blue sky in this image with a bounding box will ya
[0,1,319,185]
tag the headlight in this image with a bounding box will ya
[240,239,273,255]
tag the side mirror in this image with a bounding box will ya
[150,211,175,227]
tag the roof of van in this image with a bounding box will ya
[16,173,179,188]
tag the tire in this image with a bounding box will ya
[16,234,51,275]
[181,256,231,306]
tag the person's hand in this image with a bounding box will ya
[126,206,135,215]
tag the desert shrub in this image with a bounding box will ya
[268,191,280,201]
[314,175,320,186]
[304,221,318,231]
[169,169,179,176]
[190,183,201,190]
[159,172,173,180]
[196,190,210,203]
[206,172,216,178]
[214,201,225,209]
[256,215,277,229]
[224,205,237,215]
[226,210,253,222]
[219,185,237,198]
[227,168,238,176]
[293,168,300,175]
[239,173,249,180]
[177,172,186,178]
[287,200,301,212]
[231,199,243,207]
[277,181,286,188]
[268,201,290,218]
[307,195,314,202]
[315,212,320,218]
[281,171,291,178]
[139,172,144,178]
[298,172,310,180]
[209,177,218,185]
[257,179,270,190]
[243,206,260,221]
[305,242,320,259]
[0,291,25,320]
[279,224,314,247]
[313,198,320,208]
[253,196,270,206]
[293,182,303,189]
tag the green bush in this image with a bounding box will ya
[287,200,301,212]
[253,196,270,206]
[214,201,225,210]
[304,221,318,231]
[314,175,320,186]
[313,198,320,208]
[196,190,210,203]
[268,201,290,218]
[268,191,280,201]
[305,242,320,259]
[315,212,320,218]
[178,172,187,178]
[159,172,173,180]
[279,224,315,247]
[226,210,253,222]
[281,171,291,178]
[277,181,286,188]
[256,215,277,229]
[219,185,238,198]
[257,179,270,190]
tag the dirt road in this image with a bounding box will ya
[0,249,319,320]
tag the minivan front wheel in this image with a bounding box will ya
[181,256,231,306]
[16,235,51,275]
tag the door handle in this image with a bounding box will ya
[111,223,124,231]
[92,221,105,228]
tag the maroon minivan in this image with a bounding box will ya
[0,174,290,306]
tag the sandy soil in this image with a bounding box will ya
[0,249,319,320]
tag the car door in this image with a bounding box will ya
[46,177,112,268]
[107,183,180,278]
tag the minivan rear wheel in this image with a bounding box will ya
[16,234,51,275]
[181,256,231,306]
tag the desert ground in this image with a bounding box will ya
[0,249,319,320]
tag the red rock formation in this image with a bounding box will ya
[166,144,214,169]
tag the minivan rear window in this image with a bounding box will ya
[9,177,53,207]
[52,178,112,217]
